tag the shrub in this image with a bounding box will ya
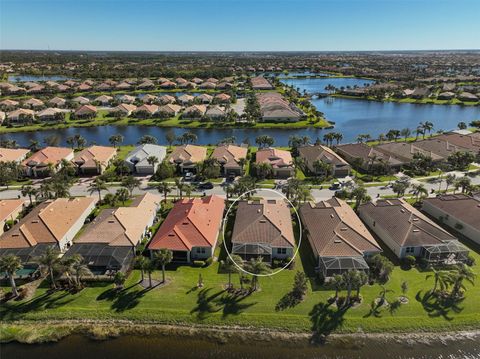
[403,255,416,268]
[193,260,205,267]
[205,257,213,267]
[466,254,476,267]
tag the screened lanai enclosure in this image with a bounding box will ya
[420,240,470,264]
[318,256,370,278]
[232,243,272,262]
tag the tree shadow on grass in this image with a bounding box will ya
[309,302,347,342]
[190,288,224,320]
[275,291,302,311]
[110,288,148,313]
[217,291,256,318]
[0,290,76,321]
[415,290,465,321]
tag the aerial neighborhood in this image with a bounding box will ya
[0,51,479,348]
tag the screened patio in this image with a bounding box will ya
[421,240,469,264]
[318,256,370,277]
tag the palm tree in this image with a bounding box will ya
[351,186,368,209]
[378,285,393,306]
[115,188,130,205]
[29,139,40,152]
[400,128,411,142]
[135,255,148,283]
[409,183,428,202]
[0,254,23,297]
[157,182,171,202]
[88,178,108,202]
[113,271,126,290]
[68,255,92,287]
[183,184,194,199]
[36,246,61,289]
[109,134,124,148]
[450,264,476,298]
[331,274,344,303]
[426,268,454,294]
[121,175,141,197]
[245,257,271,291]
[145,258,155,287]
[174,178,185,199]
[21,185,37,206]
[221,254,243,289]
[154,249,173,283]
[146,155,159,171]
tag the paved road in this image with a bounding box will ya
[1,171,478,202]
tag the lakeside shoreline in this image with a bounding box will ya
[2,319,480,345]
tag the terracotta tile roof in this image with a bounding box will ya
[23,147,73,167]
[0,147,29,163]
[423,195,480,232]
[358,199,457,247]
[256,148,293,168]
[73,145,117,168]
[299,198,381,258]
[298,145,349,167]
[211,145,247,168]
[134,104,159,114]
[0,197,95,249]
[75,104,97,116]
[232,199,295,248]
[76,193,160,247]
[148,195,225,251]
[168,145,207,165]
[0,199,25,224]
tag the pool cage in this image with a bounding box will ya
[421,240,470,264]
[318,256,370,278]
[232,243,272,262]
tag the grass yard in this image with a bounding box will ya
[1,234,479,335]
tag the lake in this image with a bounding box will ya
[2,333,480,359]
[281,77,375,92]
[8,75,73,82]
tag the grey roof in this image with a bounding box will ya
[64,243,133,271]
[125,144,167,167]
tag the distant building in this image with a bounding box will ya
[125,144,167,174]
[168,145,207,173]
[73,145,117,175]
[256,148,295,178]
[298,145,351,177]
[22,147,74,177]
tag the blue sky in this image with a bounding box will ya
[1,0,479,51]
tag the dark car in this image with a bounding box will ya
[198,182,214,190]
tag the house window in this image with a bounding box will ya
[405,247,415,254]
[196,247,206,254]
[277,248,287,255]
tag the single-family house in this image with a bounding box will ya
[125,144,167,174]
[358,199,469,263]
[299,198,382,277]
[211,144,248,176]
[0,199,25,236]
[74,104,97,119]
[0,147,30,163]
[0,197,96,263]
[422,194,480,245]
[148,196,225,263]
[22,146,74,177]
[64,193,160,274]
[298,145,351,177]
[168,145,207,173]
[231,199,295,262]
[256,148,295,178]
[73,145,117,175]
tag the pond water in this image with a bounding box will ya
[8,75,73,83]
[281,77,375,92]
[2,334,480,359]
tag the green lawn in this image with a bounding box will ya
[1,235,479,335]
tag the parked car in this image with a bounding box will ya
[184,172,194,181]
[329,182,341,190]
[197,182,214,190]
